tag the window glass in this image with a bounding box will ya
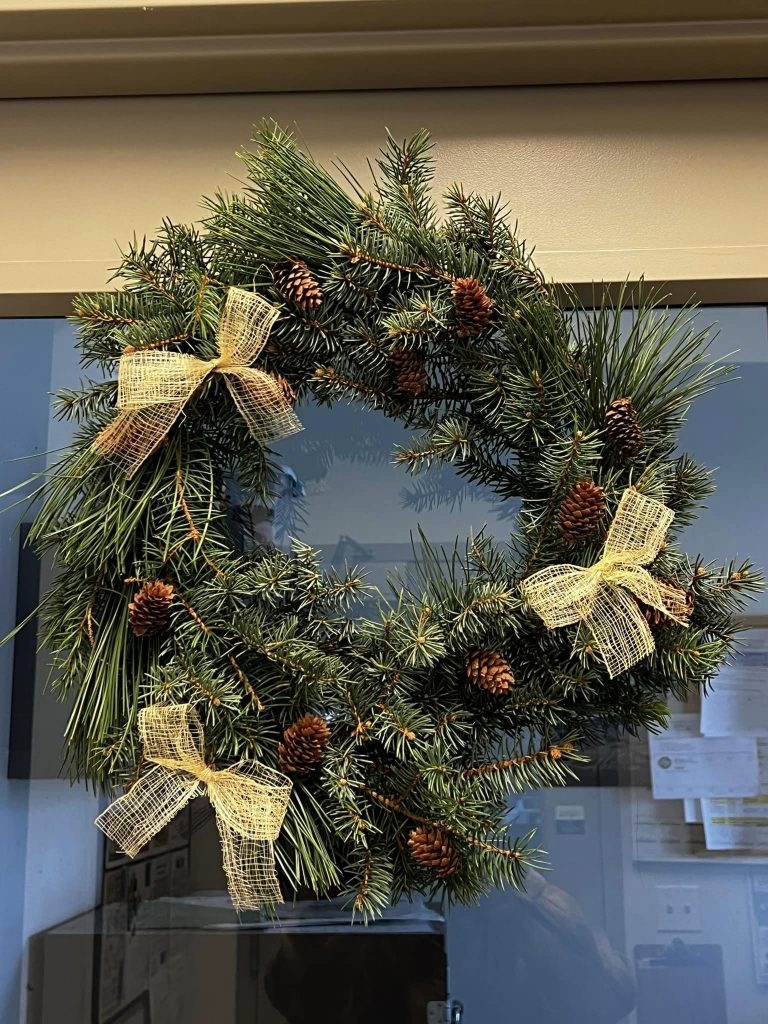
[2,306,767,1024]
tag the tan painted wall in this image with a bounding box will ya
[2,79,767,313]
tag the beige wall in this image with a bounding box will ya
[2,79,767,314]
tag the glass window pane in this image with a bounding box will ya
[3,306,767,1023]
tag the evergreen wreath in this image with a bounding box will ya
[11,123,761,917]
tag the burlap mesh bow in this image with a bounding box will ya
[96,704,292,910]
[520,488,690,678]
[94,287,302,477]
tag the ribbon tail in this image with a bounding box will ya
[95,764,199,857]
[585,581,656,678]
[93,403,183,478]
[216,814,282,911]
[208,759,291,910]
[222,367,303,445]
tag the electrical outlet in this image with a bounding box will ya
[656,884,702,932]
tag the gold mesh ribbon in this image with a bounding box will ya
[520,488,690,678]
[96,704,292,910]
[94,287,302,476]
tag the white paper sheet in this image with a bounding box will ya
[701,629,768,737]
[665,718,705,822]
[649,735,760,799]
[684,799,703,824]
[667,712,701,737]
[669,718,703,829]
[702,738,768,849]
[702,796,768,849]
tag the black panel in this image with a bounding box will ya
[7,522,40,779]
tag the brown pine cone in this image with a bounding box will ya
[128,581,174,638]
[604,397,644,458]
[557,480,606,544]
[465,649,515,695]
[452,277,494,337]
[389,347,428,397]
[273,258,323,311]
[408,825,459,878]
[639,579,695,628]
[278,714,330,774]
[273,375,296,407]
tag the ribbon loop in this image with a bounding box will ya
[96,704,292,910]
[94,288,302,477]
[520,488,689,678]
[96,763,200,859]
[217,283,278,366]
[603,487,675,563]
[117,351,212,409]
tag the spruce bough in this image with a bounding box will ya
[12,123,761,917]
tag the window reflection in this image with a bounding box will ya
[2,307,768,1023]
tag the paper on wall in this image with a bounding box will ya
[684,799,703,824]
[666,712,701,737]
[668,719,703,828]
[649,734,760,800]
[700,629,768,737]
[702,738,768,849]
[664,718,705,822]
[702,796,768,850]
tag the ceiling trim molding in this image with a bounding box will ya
[4,245,768,316]
[5,281,767,320]
[4,277,767,320]
[1,2,767,99]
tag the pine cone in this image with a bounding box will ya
[465,649,515,695]
[452,277,494,337]
[605,397,644,458]
[273,375,296,407]
[128,581,174,638]
[408,825,459,878]
[389,347,428,397]
[278,714,330,774]
[557,480,606,544]
[639,580,695,628]
[273,258,323,311]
